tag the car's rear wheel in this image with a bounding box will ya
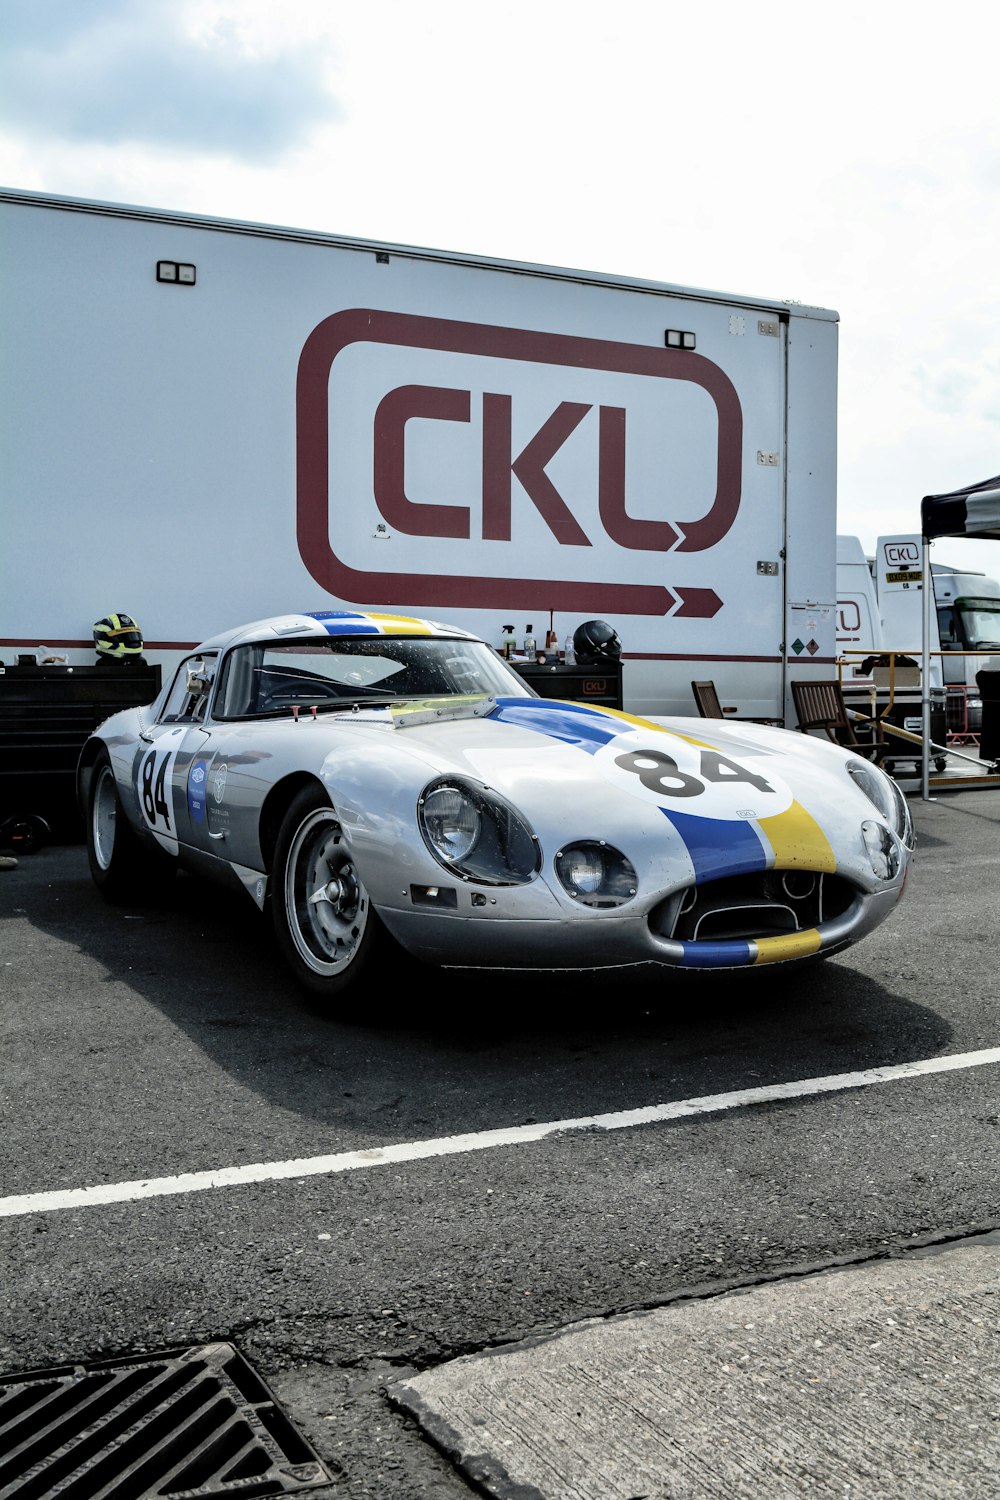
[87,747,170,900]
[271,785,403,1012]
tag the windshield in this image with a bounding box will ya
[955,599,1000,649]
[213,634,534,719]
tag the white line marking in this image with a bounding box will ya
[3,1048,999,1219]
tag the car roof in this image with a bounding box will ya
[195,610,483,653]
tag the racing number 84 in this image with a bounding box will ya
[615,747,774,799]
[140,748,172,831]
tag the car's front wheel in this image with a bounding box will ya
[87,747,173,900]
[271,785,403,1012]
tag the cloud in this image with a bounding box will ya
[912,363,980,415]
[907,346,1000,431]
[0,0,340,160]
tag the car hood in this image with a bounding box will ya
[367,695,881,861]
[390,695,847,782]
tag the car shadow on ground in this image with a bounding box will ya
[3,841,955,1151]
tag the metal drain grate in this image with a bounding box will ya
[0,1341,332,1498]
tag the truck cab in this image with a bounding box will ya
[933,566,1000,674]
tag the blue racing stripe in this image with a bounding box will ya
[676,939,755,968]
[306,611,381,636]
[659,807,767,883]
[489,698,622,753]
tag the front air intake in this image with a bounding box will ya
[653,870,856,944]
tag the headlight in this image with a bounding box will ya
[420,783,480,861]
[862,819,901,880]
[847,761,914,847]
[554,840,638,908]
[418,777,539,885]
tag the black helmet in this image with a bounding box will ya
[94,612,144,660]
[573,619,621,663]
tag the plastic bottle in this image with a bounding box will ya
[563,633,576,665]
[501,624,516,659]
[523,624,536,657]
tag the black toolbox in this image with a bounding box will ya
[842,675,948,774]
[876,693,949,773]
[510,660,623,710]
[0,664,162,846]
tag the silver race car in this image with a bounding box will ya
[77,610,914,1011]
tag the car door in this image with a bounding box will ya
[132,653,218,860]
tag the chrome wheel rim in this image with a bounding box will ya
[284,808,369,976]
[92,765,119,872]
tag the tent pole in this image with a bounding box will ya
[921,535,931,800]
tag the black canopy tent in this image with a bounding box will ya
[921,474,1000,543]
[919,474,1000,796]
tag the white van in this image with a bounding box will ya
[835,535,881,685]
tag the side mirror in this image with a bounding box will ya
[185,659,213,697]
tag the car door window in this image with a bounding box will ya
[158,654,218,723]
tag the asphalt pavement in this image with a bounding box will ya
[1,768,999,1499]
[384,765,1000,1500]
[391,765,1000,1500]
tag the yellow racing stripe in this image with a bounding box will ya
[584,705,707,740]
[365,612,433,634]
[753,929,824,965]
[757,798,837,872]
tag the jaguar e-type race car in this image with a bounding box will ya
[77,611,913,1011]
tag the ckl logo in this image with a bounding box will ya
[296,309,744,617]
[885,540,920,566]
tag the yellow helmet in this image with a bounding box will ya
[93,612,144,659]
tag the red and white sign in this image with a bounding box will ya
[296,309,742,617]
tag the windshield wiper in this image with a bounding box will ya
[235,698,396,720]
[312,697,398,713]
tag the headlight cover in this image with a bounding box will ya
[554,840,638,908]
[418,777,539,885]
[862,819,901,880]
[847,760,914,847]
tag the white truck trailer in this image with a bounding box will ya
[0,187,840,721]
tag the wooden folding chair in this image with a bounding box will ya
[790,679,889,763]
[690,679,783,725]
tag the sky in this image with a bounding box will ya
[3,0,999,581]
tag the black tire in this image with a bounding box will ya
[85,748,175,902]
[934,757,948,773]
[0,814,50,855]
[270,784,404,1013]
[86,748,147,899]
